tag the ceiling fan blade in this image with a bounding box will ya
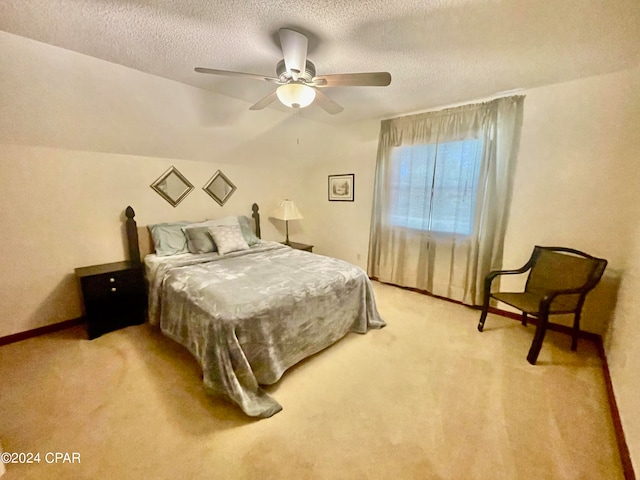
[278,28,308,81]
[249,89,279,110]
[312,88,344,115]
[195,67,282,84]
[312,72,392,87]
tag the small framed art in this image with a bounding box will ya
[328,174,355,202]
[150,166,194,207]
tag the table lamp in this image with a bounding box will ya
[271,199,303,245]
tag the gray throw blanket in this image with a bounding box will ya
[145,242,385,417]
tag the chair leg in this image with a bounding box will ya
[478,275,494,332]
[521,312,528,327]
[478,303,489,332]
[571,311,581,351]
[527,313,549,365]
[478,290,492,332]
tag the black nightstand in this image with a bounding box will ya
[282,241,313,252]
[75,261,146,339]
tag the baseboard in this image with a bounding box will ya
[489,308,635,478]
[484,306,602,343]
[596,339,637,480]
[0,317,85,347]
[372,278,635,478]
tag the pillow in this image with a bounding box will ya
[182,227,216,254]
[203,215,240,227]
[149,221,191,256]
[181,216,240,254]
[238,215,261,246]
[207,224,250,255]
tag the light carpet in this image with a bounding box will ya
[0,281,623,479]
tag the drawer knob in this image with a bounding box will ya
[109,277,115,283]
[111,287,117,292]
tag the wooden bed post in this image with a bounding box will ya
[125,206,141,265]
[252,203,261,239]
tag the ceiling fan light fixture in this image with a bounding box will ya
[195,28,390,114]
[276,83,316,109]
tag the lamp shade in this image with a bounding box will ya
[276,83,316,109]
[271,199,304,221]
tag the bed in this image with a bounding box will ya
[125,204,385,417]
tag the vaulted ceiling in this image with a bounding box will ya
[1,0,639,123]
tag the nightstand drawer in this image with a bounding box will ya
[75,261,147,339]
[81,268,144,300]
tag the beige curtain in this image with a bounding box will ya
[368,96,524,305]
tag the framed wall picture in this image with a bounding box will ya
[150,166,194,207]
[328,174,355,202]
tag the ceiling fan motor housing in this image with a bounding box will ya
[276,59,316,83]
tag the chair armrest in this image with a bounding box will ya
[486,252,536,283]
[485,263,533,289]
[482,251,537,300]
[486,267,529,281]
[483,268,529,301]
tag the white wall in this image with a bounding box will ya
[300,120,380,268]
[0,31,338,167]
[0,32,357,337]
[300,66,640,471]
[606,220,640,472]
[599,68,640,474]
[0,146,302,335]
[509,68,640,471]
[500,67,640,334]
[305,67,640,333]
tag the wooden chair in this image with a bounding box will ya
[477,246,607,364]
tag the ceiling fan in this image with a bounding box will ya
[195,28,392,115]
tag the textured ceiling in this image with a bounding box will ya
[1,0,639,123]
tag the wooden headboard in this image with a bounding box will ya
[125,203,261,264]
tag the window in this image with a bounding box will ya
[387,139,483,236]
[369,96,524,305]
